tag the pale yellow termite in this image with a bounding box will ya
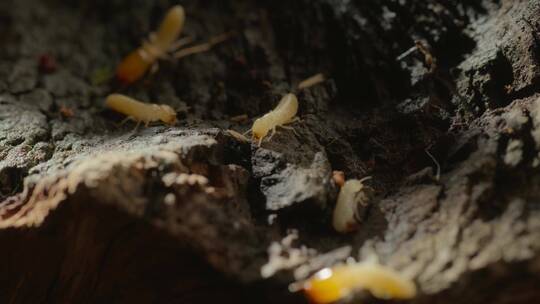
[332,177,373,233]
[252,93,299,146]
[117,5,186,84]
[302,260,416,304]
[105,94,177,127]
[116,5,232,85]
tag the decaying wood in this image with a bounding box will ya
[1,0,540,303]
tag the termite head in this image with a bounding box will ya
[252,118,268,142]
[302,268,343,304]
[116,50,151,85]
[158,105,177,125]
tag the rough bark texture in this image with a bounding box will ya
[1,0,540,303]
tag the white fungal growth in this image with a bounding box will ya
[164,193,176,206]
[105,94,177,126]
[162,172,209,187]
[332,177,374,233]
[260,230,317,278]
[293,246,352,281]
[252,93,299,146]
[504,139,524,167]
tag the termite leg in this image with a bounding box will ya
[267,127,277,141]
[278,125,298,136]
[257,137,263,147]
[168,36,194,53]
[133,120,142,133]
[172,32,232,59]
[289,116,302,124]
[118,116,134,127]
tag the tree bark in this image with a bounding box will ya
[1,0,539,303]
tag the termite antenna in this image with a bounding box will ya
[425,149,441,181]
[358,176,372,184]
[174,105,191,113]
[173,31,235,59]
[297,73,326,91]
[396,45,418,61]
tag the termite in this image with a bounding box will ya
[116,5,186,84]
[251,93,299,146]
[105,94,176,127]
[301,260,416,304]
[116,5,232,85]
[332,177,373,233]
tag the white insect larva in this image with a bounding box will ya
[302,260,417,304]
[332,177,373,233]
[105,94,177,126]
[252,93,299,146]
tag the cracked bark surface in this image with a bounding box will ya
[1,0,540,303]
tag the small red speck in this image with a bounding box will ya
[39,54,57,73]
[234,56,247,66]
[59,105,74,118]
